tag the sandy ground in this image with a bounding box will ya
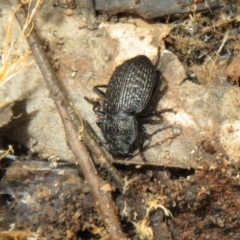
[1,1,240,169]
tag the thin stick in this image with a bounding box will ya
[83,121,124,191]
[8,1,126,239]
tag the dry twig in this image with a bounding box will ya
[7,0,126,239]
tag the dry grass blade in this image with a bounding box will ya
[207,30,229,84]
[0,231,40,240]
[0,0,42,86]
[0,145,14,161]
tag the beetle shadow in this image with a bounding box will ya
[126,125,182,164]
[142,126,181,151]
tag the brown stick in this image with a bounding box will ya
[7,1,126,239]
[83,121,124,191]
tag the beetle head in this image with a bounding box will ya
[101,113,138,157]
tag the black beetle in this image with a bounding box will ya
[90,51,172,162]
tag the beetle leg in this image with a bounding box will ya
[84,96,106,116]
[138,108,175,119]
[133,126,149,164]
[139,124,146,132]
[138,111,156,119]
[140,150,148,164]
[94,105,105,116]
[96,119,103,128]
[139,136,149,164]
[93,85,108,99]
[155,108,176,117]
[128,136,149,164]
[85,120,110,152]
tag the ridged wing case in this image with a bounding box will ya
[103,55,157,114]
